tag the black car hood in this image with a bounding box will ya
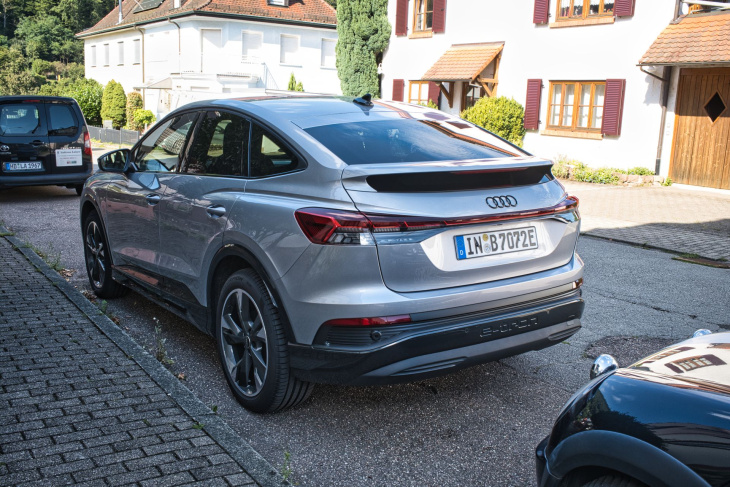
[623,332,730,395]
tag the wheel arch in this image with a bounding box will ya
[206,244,295,342]
[548,431,710,487]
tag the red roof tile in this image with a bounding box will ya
[78,0,336,37]
[639,11,730,65]
[422,43,504,82]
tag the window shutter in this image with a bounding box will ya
[433,0,446,33]
[602,79,626,136]
[533,0,549,24]
[395,0,408,36]
[524,79,542,130]
[428,82,440,106]
[393,79,405,102]
[614,0,636,17]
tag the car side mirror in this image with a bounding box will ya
[97,149,133,173]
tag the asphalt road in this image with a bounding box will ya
[1,178,729,486]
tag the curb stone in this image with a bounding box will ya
[1,224,290,487]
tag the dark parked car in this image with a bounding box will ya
[536,330,730,487]
[80,96,584,413]
[0,95,92,194]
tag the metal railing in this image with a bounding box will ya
[88,126,141,147]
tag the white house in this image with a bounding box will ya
[381,0,730,189]
[77,0,339,119]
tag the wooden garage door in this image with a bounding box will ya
[671,68,730,189]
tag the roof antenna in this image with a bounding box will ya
[353,93,373,107]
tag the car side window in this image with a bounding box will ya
[250,123,300,178]
[133,112,197,172]
[47,104,79,136]
[184,111,249,177]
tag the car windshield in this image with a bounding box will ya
[304,118,518,165]
[0,103,42,136]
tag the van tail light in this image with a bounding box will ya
[83,131,92,157]
[295,196,579,246]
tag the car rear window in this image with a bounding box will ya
[47,104,79,135]
[304,119,517,165]
[0,103,43,136]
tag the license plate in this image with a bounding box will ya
[455,226,538,260]
[4,161,43,172]
[55,148,82,167]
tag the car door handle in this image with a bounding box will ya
[206,205,226,218]
[146,194,161,205]
[31,140,45,147]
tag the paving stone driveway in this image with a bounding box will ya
[0,236,284,487]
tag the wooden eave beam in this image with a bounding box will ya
[436,81,455,108]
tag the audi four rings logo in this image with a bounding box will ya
[0,145,9,152]
[486,195,518,209]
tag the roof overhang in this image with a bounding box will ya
[421,42,504,83]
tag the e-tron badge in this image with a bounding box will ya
[486,195,518,209]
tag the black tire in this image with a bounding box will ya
[75,185,83,196]
[215,268,313,413]
[83,211,127,299]
[583,475,646,487]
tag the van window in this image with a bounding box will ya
[0,103,44,136]
[47,104,79,136]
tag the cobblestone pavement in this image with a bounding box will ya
[0,235,286,487]
[562,181,730,261]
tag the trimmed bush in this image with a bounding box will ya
[460,96,526,147]
[100,80,126,129]
[287,73,304,92]
[126,92,144,130]
[133,109,155,129]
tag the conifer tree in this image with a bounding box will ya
[335,0,390,97]
[100,80,126,129]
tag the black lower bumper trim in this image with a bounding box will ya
[289,290,584,385]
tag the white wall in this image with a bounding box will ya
[382,0,677,171]
[84,29,144,95]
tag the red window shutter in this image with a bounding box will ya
[602,79,626,136]
[395,0,408,36]
[393,79,405,102]
[524,79,542,130]
[433,0,446,33]
[428,82,440,106]
[533,0,549,24]
[614,0,636,17]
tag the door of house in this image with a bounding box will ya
[201,29,222,74]
[671,68,730,189]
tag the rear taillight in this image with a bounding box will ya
[295,196,579,246]
[83,131,92,156]
[322,315,412,327]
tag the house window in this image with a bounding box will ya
[103,44,110,66]
[463,84,485,110]
[321,38,336,68]
[242,31,263,62]
[90,45,97,67]
[117,42,124,66]
[413,0,433,32]
[548,81,605,132]
[408,81,430,104]
[133,39,141,64]
[280,34,299,65]
[557,0,614,20]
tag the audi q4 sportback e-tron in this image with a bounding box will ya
[80,96,584,413]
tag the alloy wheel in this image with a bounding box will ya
[85,220,106,289]
[220,289,268,397]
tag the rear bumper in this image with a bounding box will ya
[0,169,92,189]
[289,288,584,385]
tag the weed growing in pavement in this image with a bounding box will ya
[23,240,64,271]
[280,450,293,482]
[192,422,205,430]
[99,300,108,314]
[679,253,702,259]
[153,317,175,366]
[662,177,673,186]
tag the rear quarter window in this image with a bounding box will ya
[0,103,44,136]
[47,104,79,136]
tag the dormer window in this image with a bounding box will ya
[268,0,289,6]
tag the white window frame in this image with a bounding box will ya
[90,45,97,67]
[103,43,110,67]
[133,39,141,65]
[320,38,336,69]
[117,41,124,66]
[280,34,300,66]
[242,30,263,62]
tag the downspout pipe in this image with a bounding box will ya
[134,25,146,107]
[168,18,182,75]
[655,66,673,175]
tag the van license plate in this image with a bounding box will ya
[4,162,43,172]
[455,226,538,260]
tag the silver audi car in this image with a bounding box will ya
[80,95,584,413]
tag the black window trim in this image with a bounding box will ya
[132,110,200,173]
